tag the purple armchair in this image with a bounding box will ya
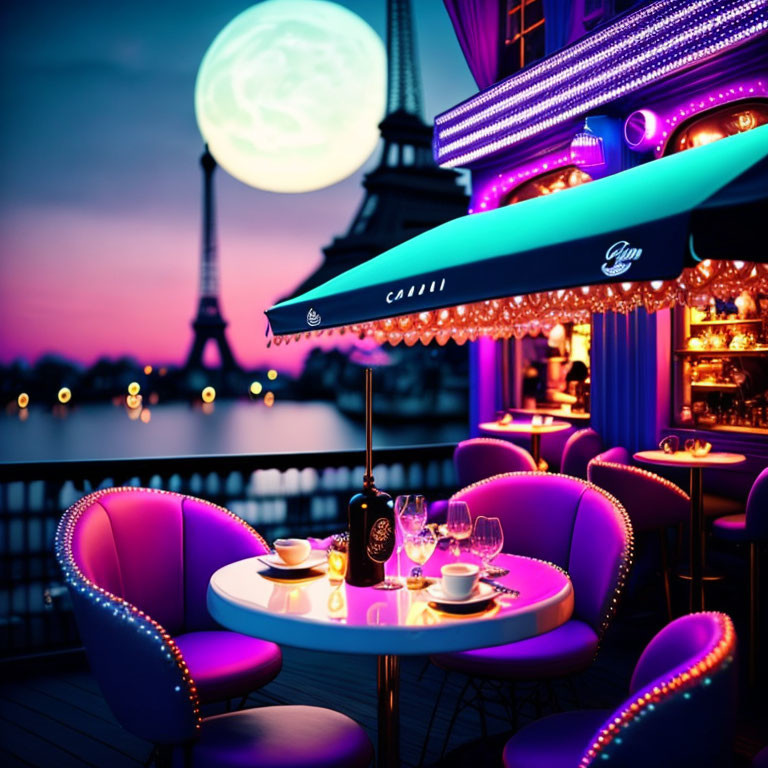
[429,472,633,746]
[503,612,737,768]
[588,447,690,620]
[428,438,537,524]
[561,428,603,480]
[56,487,373,767]
[455,438,537,485]
[712,466,768,684]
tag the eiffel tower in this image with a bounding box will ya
[287,0,469,298]
[185,147,240,374]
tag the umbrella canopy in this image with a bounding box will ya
[267,125,768,346]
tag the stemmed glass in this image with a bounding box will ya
[380,494,427,589]
[396,495,428,541]
[403,526,438,584]
[446,500,472,557]
[471,516,505,576]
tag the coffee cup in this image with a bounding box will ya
[274,538,311,566]
[684,438,712,457]
[441,563,480,600]
[658,436,679,454]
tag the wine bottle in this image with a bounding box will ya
[345,368,395,587]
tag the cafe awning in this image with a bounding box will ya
[266,125,768,346]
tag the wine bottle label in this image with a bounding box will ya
[367,517,394,563]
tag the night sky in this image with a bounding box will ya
[0,0,475,374]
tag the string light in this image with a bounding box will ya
[433,0,767,167]
[579,613,735,766]
[58,387,72,404]
[271,261,768,348]
[17,393,29,409]
[201,386,216,404]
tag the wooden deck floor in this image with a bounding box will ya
[1,596,766,766]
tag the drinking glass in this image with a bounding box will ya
[395,495,428,540]
[403,526,438,582]
[446,500,472,557]
[471,516,505,576]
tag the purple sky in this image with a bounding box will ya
[0,1,475,375]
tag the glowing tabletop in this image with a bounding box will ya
[208,548,572,767]
[478,419,572,467]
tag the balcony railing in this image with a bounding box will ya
[0,444,458,659]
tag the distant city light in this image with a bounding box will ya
[267,369,278,381]
[250,381,263,396]
[202,386,216,403]
[58,387,72,404]
[264,391,275,407]
[17,393,29,409]
[140,409,152,424]
[159,367,167,376]
[149,392,159,405]
[143,365,153,375]
[128,381,141,396]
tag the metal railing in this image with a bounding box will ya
[0,444,457,658]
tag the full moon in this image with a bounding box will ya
[195,0,387,193]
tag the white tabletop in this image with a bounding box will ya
[634,449,746,469]
[208,549,573,656]
[478,420,572,436]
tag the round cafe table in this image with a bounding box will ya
[208,547,573,768]
[479,419,571,468]
[634,449,745,612]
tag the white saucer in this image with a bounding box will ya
[426,581,496,605]
[258,551,328,571]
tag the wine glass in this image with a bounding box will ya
[395,495,428,540]
[471,516,506,577]
[446,500,472,556]
[403,526,438,583]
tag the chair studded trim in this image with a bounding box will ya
[589,459,691,501]
[55,487,270,733]
[452,471,635,640]
[579,612,736,767]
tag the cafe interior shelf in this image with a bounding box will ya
[674,349,768,357]
[689,318,764,327]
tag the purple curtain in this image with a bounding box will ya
[443,0,500,90]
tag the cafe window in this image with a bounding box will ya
[500,0,546,77]
[519,322,592,416]
[668,101,768,433]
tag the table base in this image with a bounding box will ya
[377,654,400,768]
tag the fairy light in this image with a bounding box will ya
[433,0,767,167]
[58,387,72,404]
[128,381,141,396]
[17,393,29,409]
[271,261,768,347]
[250,381,263,396]
[267,369,278,381]
[201,386,216,404]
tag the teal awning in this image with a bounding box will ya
[267,125,768,337]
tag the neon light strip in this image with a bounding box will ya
[433,0,768,167]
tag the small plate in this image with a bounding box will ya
[258,551,328,571]
[426,581,496,605]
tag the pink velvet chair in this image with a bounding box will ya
[561,428,603,480]
[56,487,373,767]
[588,447,690,620]
[428,472,633,751]
[502,612,737,768]
[712,466,768,684]
[57,487,282,708]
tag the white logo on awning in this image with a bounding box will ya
[307,308,321,327]
[601,241,642,277]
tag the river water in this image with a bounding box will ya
[0,400,468,462]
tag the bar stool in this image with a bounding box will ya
[712,466,768,685]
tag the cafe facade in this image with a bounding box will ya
[434,0,768,496]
